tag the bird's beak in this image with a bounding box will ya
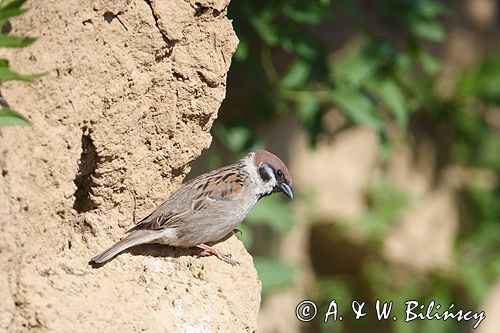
[279,183,294,199]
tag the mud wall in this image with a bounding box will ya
[0,0,260,331]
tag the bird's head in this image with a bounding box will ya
[249,150,293,200]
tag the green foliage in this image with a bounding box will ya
[384,0,448,42]
[315,69,500,332]
[329,84,384,131]
[214,124,262,156]
[0,0,41,128]
[224,0,449,147]
[223,0,444,299]
[254,256,296,296]
[362,263,461,333]
[436,47,500,315]
[0,0,28,27]
[0,106,28,126]
[246,195,294,234]
[0,33,34,48]
[352,180,410,245]
[316,45,500,333]
[316,278,352,333]
[458,52,500,105]
[457,186,500,304]
[235,194,296,297]
[221,1,500,324]
[0,59,41,83]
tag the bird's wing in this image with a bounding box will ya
[128,163,247,231]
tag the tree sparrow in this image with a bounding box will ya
[90,150,293,265]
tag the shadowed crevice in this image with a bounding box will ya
[144,0,176,57]
[73,127,98,213]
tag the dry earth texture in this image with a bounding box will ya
[0,0,261,332]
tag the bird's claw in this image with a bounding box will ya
[197,244,240,266]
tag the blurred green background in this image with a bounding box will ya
[190,0,500,332]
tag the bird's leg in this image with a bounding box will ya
[196,243,239,266]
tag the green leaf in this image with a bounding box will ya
[0,0,27,27]
[379,131,393,162]
[0,107,29,127]
[296,91,320,127]
[254,257,295,296]
[410,17,446,42]
[0,66,42,82]
[377,79,408,127]
[227,128,250,151]
[0,7,25,24]
[234,223,253,248]
[281,59,309,89]
[333,40,392,86]
[0,34,36,48]
[353,180,409,242]
[330,85,384,130]
[395,50,412,71]
[316,278,352,306]
[460,260,490,303]
[334,50,377,86]
[250,14,278,46]
[419,51,440,74]
[293,38,316,58]
[246,195,294,233]
[457,53,500,105]
[477,133,500,171]
[282,4,326,24]
[0,0,28,10]
[234,37,248,61]
[417,0,448,18]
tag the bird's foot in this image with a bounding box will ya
[196,243,240,266]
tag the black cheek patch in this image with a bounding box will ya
[258,166,271,182]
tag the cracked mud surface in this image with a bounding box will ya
[0,0,261,331]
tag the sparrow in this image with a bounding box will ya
[90,150,293,266]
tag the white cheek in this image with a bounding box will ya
[244,160,276,196]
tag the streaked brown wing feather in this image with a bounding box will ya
[128,163,247,231]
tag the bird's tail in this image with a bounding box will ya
[90,231,158,264]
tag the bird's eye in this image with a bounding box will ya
[277,170,283,178]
